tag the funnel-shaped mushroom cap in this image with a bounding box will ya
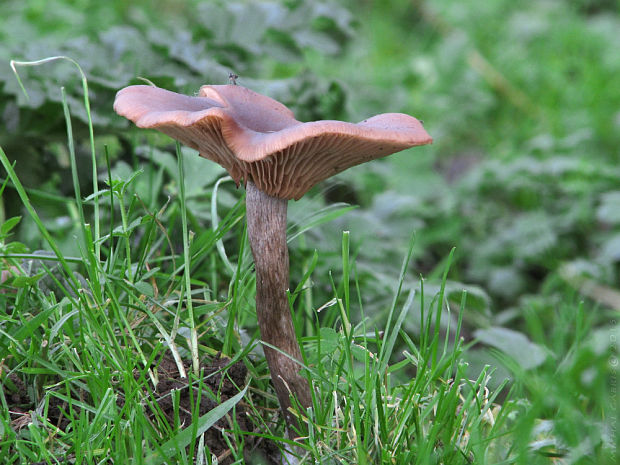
[114,84,432,200]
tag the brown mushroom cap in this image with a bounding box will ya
[114,84,432,200]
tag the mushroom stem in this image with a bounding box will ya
[245,180,312,431]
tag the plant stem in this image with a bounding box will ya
[245,180,312,432]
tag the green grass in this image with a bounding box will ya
[1,0,619,463]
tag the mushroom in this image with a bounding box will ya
[113,83,432,431]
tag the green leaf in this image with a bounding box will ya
[11,272,45,288]
[112,217,143,236]
[133,281,154,298]
[0,216,21,236]
[474,326,548,370]
[596,191,620,225]
[446,282,490,314]
[318,327,340,354]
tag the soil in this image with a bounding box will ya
[4,355,281,464]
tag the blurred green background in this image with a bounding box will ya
[1,0,619,398]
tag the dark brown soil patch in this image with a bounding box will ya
[142,354,281,464]
[4,355,281,464]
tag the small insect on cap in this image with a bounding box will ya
[113,84,432,200]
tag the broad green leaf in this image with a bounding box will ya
[474,326,548,370]
[0,216,21,236]
[318,327,340,354]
